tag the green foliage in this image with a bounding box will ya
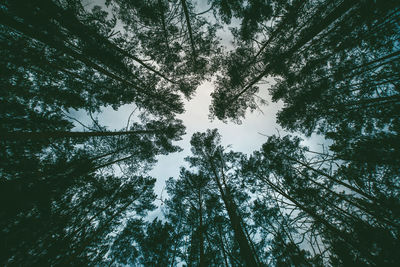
[2,0,399,266]
[0,0,197,264]
[244,134,400,266]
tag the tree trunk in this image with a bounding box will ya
[158,0,171,52]
[213,174,258,266]
[283,153,378,203]
[205,153,259,266]
[30,0,176,84]
[258,173,378,265]
[217,226,230,267]
[198,189,205,267]
[180,0,196,60]
[250,0,305,64]
[293,167,398,227]
[228,0,357,105]
[59,194,139,265]
[0,129,163,141]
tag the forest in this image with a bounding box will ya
[1,0,399,266]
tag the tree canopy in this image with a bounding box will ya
[1,0,399,266]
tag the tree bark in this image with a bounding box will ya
[228,0,357,106]
[180,0,196,60]
[33,0,176,84]
[207,158,258,267]
[198,189,205,267]
[258,173,378,265]
[158,0,171,52]
[249,0,305,64]
[59,193,140,265]
[282,153,378,203]
[293,168,398,228]
[217,226,230,267]
[0,129,164,141]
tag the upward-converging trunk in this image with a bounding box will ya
[158,0,171,53]
[282,153,381,204]
[0,129,164,141]
[180,0,196,60]
[28,0,177,84]
[0,7,180,113]
[258,173,378,266]
[207,157,258,267]
[215,179,258,267]
[57,193,141,265]
[198,189,205,267]
[228,0,357,105]
[217,225,230,267]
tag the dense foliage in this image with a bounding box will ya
[1,0,399,266]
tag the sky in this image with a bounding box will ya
[68,81,283,183]
[149,82,284,194]
[68,0,328,219]
[69,79,327,221]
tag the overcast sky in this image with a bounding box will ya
[68,79,327,220]
[69,0,328,220]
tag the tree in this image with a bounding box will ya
[2,0,399,265]
[164,169,224,266]
[209,0,400,152]
[108,218,175,266]
[0,1,196,264]
[0,114,186,263]
[0,0,189,117]
[185,129,260,266]
[106,0,222,96]
[242,134,400,266]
